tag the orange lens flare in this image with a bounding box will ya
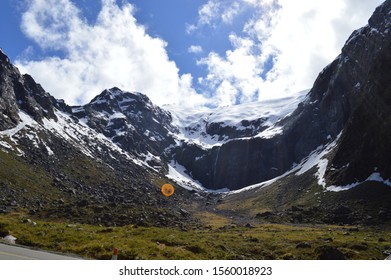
[161,184,175,197]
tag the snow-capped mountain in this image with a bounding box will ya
[165,90,307,148]
[70,87,178,172]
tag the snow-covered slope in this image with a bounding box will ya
[0,108,145,168]
[165,90,308,148]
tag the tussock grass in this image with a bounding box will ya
[1,212,390,260]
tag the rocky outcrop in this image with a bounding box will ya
[0,49,59,129]
[0,49,22,130]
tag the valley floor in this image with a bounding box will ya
[1,212,390,260]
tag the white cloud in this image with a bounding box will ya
[186,1,221,33]
[198,1,221,26]
[221,2,241,24]
[187,0,248,33]
[198,34,263,105]
[20,0,80,50]
[188,45,203,54]
[16,0,206,107]
[198,0,384,105]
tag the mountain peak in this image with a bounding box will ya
[0,48,10,63]
[88,87,152,109]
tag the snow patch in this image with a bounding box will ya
[229,175,281,195]
[140,152,162,172]
[45,144,54,156]
[230,133,341,194]
[109,112,127,120]
[327,172,391,192]
[256,126,283,139]
[0,140,12,150]
[166,161,204,191]
[295,135,340,187]
[0,111,36,141]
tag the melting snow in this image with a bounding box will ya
[0,111,36,141]
[0,109,145,168]
[295,135,340,187]
[166,161,204,191]
[109,112,127,119]
[255,126,283,139]
[0,140,12,150]
[327,172,391,192]
[230,133,341,194]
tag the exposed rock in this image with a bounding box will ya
[325,0,391,186]
[350,243,368,251]
[71,87,177,167]
[3,235,17,244]
[315,246,346,260]
[0,49,22,130]
[255,211,275,218]
[296,242,312,249]
[322,237,333,243]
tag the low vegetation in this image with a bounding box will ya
[1,212,390,260]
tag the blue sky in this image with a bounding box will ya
[0,0,384,107]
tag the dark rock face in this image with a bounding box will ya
[0,50,22,130]
[16,74,59,122]
[326,1,391,185]
[0,49,59,129]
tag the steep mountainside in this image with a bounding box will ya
[215,0,391,226]
[324,2,391,187]
[167,0,391,191]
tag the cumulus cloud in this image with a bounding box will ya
[198,34,263,105]
[16,0,205,107]
[186,1,221,33]
[221,2,242,24]
[188,45,203,54]
[197,0,384,105]
[186,0,248,33]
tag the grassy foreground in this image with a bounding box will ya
[1,212,391,260]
